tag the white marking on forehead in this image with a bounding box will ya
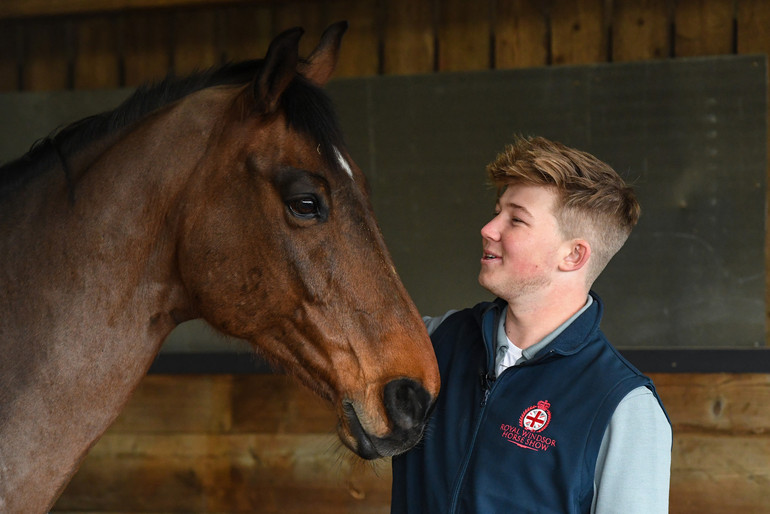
[333,146,354,179]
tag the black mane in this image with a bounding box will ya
[0,58,347,194]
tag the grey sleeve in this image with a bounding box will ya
[422,310,458,336]
[591,386,672,514]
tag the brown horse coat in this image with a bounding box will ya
[0,23,439,513]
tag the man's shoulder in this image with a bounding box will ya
[422,310,459,336]
[423,300,502,336]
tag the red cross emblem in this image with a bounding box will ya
[519,400,551,433]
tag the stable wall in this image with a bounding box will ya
[52,373,770,513]
[1,1,768,513]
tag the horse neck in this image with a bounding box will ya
[0,89,231,513]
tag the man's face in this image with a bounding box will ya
[478,184,567,302]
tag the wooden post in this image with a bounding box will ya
[326,0,380,77]
[673,0,734,57]
[549,0,608,65]
[0,20,20,91]
[221,5,273,63]
[172,7,222,75]
[22,17,71,90]
[437,0,491,72]
[382,0,435,75]
[494,0,549,69]
[74,15,121,89]
[611,0,672,62]
[122,11,172,87]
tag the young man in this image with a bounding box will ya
[391,136,671,513]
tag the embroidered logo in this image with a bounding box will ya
[520,400,551,432]
[500,400,557,452]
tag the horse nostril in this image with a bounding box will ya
[384,378,433,431]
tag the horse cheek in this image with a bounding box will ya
[175,199,259,334]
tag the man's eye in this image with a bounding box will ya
[287,196,319,219]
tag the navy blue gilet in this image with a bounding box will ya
[392,293,665,513]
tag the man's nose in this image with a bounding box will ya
[480,216,501,240]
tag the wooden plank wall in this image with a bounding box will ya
[0,0,768,512]
[52,373,770,513]
[0,0,766,89]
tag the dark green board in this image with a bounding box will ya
[1,55,765,350]
[329,56,767,349]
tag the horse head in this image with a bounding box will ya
[175,22,440,459]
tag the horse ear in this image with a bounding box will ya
[253,27,303,114]
[298,21,348,86]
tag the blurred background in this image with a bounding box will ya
[1,1,769,512]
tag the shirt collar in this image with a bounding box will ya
[496,295,594,368]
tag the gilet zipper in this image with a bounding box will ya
[447,372,497,513]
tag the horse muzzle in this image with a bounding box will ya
[339,378,435,460]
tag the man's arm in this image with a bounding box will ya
[592,386,672,513]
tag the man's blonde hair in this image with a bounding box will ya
[486,136,640,285]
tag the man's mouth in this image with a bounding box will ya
[483,252,499,260]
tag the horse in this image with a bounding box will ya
[0,22,440,513]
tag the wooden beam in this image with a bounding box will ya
[21,17,72,90]
[0,0,310,21]
[611,0,672,62]
[73,15,121,89]
[673,0,734,57]
[550,0,608,65]
[437,0,491,72]
[0,21,20,91]
[172,7,222,75]
[55,373,770,512]
[382,0,435,75]
[122,10,173,87]
[494,0,549,69]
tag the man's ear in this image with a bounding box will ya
[559,240,591,272]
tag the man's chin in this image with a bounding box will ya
[478,272,499,296]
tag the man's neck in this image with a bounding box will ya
[504,289,590,350]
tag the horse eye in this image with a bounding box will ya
[287,196,320,219]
